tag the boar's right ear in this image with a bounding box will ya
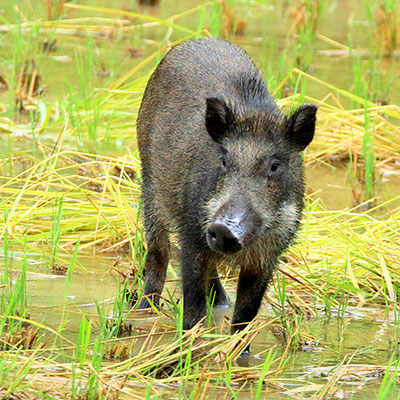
[287,104,317,151]
[206,97,234,144]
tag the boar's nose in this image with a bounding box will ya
[207,223,242,254]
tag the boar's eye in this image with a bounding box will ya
[270,161,280,172]
[220,146,228,173]
[268,159,281,176]
[260,157,281,177]
[221,156,227,173]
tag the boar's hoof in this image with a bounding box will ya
[213,289,232,308]
[182,317,204,331]
[207,223,242,254]
[138,295,160,310]
[240,349,250,356]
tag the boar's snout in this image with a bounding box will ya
[207,222,243,254]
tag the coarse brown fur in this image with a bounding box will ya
[136,38,317,338]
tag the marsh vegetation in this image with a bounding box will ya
[0,0,400,398]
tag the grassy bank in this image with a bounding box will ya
[0,1,400,398]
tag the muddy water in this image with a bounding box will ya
[1,0,400,104]
[306,165,400,211]
[21,248,400,399]
[1,0,400,398]
[26,253,118,337]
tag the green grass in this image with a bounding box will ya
[362,103,375,199]
[0,0,400,398]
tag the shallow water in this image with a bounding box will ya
[1,0,400,105]
[306,165,400,212]
[17,246,399,398]
[1,0,400,398]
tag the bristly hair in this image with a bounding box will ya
[225,111,287,142]
[234,72,276,111]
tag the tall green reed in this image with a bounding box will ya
[362,103,375,199]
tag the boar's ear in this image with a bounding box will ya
[287,104,317,151]
[206,97,234,144]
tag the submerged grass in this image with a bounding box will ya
[0,319,282,399]
[1,0,400,398]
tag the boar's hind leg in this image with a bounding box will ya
[231,267,274,334]
[208,265,231,308]
[138,198,170,309]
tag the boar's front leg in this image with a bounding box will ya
[180,242,212,330]
[138,192,170,309]
[231,265,274,334]
[139,231,169,309]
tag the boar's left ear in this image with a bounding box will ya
[206,97,234,144]
[286,104,317,151]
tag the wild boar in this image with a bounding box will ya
[136,38,317,334]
